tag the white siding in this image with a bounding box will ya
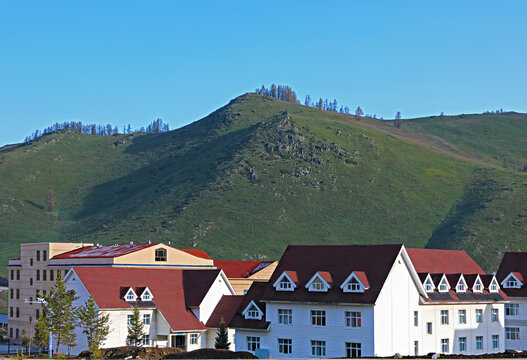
[504,298,527,350]
[199,273,235,325]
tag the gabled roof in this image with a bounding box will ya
[52,243,158,259]
[179,249,212,260]
[213,282,270,330]
[406,248,485,275]
[496,252,527,297]
[71,267,221,331]
[262,244,404,304]
[213,260,273,278]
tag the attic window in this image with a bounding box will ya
[278,278,292,291]
[341,272,367,293]
[155,248,167,262]
[456,279,466,292]
[142,290,151,301]
[310,278,326,291]
[438,278,449,292]
[242,300,263,320]
[347,278,361,292]
[474,279,483,293]
[424,278,433,292]
[126,292,135,301]
[306,272,331,292]
[506,279,518,288]
[490,279,499,293]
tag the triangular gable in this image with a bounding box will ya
[139,286,154,301]
[501,272,523,288]
[473,275,483,293]
[273,271,297,291]
[455,275,467,293]
[340,271,369,293]
[489,276,500,293]
[241,300,264,320]
[124,287,137,301]
[438,274,450,292]
[305,272,332,292]
[423,274,435,292]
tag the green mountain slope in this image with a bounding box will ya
[1,94,527,273]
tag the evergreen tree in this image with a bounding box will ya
[126,305,145,346]
[78,296,110,358]
[395,111,402,120]
[41,275,79,355]
[34,314,49,354]
[355,106,364,117]
[214,318,230,349]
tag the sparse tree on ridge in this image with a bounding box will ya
[355,106,364,117]
[395,111,402,120]
[46,189,55,213]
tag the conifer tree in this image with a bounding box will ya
[33,314,49,354]
[78,296,110,358]
[214,318,230,349]
[126,305,145,346]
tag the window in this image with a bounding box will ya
[278,309,292,324]
[492,335,499,349]
[476,336,483,351]
[246,336,260,352]
[346,277,361,292]
[506,304,519,316]
[490,281,498,292]
[9,328,12,338]
[126,292,135,301]
[441,338,449,353]
[190,333,199,345]
[43,290,46,295]
[458,309,466,324]
[474,281,482,292]
[459,337,466,352]
[310,278,326,291]
[16,308,19,318]
[9,307,13,318]
[16,289,20,300]
[30,258,33,266]
[506,279,518,288]
[424,278,433,292]
[246,305,261,319]
[16,270,20,280]
[439,278,448,292]
[10,289,13,299]
[144,334,150,346]
[43,270,47,281]
[36,270,40,281]
[10,270,13,281]
[278,278,293,291]
[278,338,292,354]
[43,250,48,261]
[30,278,33,286]
[457,282,465,292]
[475,309,483,323]
[29,297,33,304]
[155,248,167,262]
[36,309,40,319]
[441,310,449,325]
[506,327,520,340]
[142,291,151,301]
[16,328,19,339]
[50,270,54,281]
[143,314,151,325]
[311,340,326,357]
[427,322,432,334]
[127,314,133,325]
[36,251,40,261]
[414,311,418,326]
[345,311,361,328]
[491,309,499,322]
[311,310,326,326]
[414,341,418,356]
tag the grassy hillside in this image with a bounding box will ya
[1,94,527,273]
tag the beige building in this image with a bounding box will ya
[213,260,278,295]
[7,242,215,343]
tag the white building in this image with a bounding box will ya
[496,252,527,351]
[63,266,235,355]
[211,244,507,358]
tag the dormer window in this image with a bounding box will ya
[242,300,263,320]
[155,248,167,262]
[311,278,325,291]
[124,288,137,302]
[490,279,499,293]
[140,288,153,302]
[341,271,369,293]
[273,271,297,292]
[456,276,467,293]
[438,276,449,292]
[502,273,522,289]
[506,279,518,288]
[424,276,434,292]
[305,272,332,292]
[473,277,483,293]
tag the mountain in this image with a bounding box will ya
[1,93,526,273]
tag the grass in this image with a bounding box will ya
[0,94,526,273]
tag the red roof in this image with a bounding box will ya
[406,248,485,275]
[497,252,527,297]
[218,282,270,330]
[180,249,212,260]
[71,267,221,331]
[262,244,403,304]
[52,243,158,259]
[354,271,370,288]
[317,271,333,285]
[206,295,244,327]
[213,260,272,278]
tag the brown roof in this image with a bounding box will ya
[407,248,485,275]
[497,252,527,297]
[262,244,403,304]
[227,282,270,330]
[206,295,244,327]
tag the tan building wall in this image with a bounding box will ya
[230,262,278,294]
[7,242,90,342]
[115,246,214,268]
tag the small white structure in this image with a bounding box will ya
[63,266,235,355]
[211,245,507,358]
[497,252,527,351]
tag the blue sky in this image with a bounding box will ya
[1,1,526,146]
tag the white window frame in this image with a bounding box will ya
[273,272,296,292]
[505,303,519,316]
[440,310,449,325]
[127,314,133,325]
[311,310,326,326]
[438,275,450,293]
[242,300,263,320]
[125,288,137,302]
[345,311,361,328]
[475,309,483,323]
[278,309,292,325]
[489,278,499,293]
[476,336,483,351]
[346,342,361,358]
[456,276,467,292]
[424,274,435,292]
[311,340,326,357]
[246,336,260,352]
[141,288,153,301]
[190,333,199,345]
[340,272,368,293]
[278,338,292,354]
[491,308,499,322]
[473,276,483,293]
[506,327,520,340]
[458,309,466,324]
[441,338,449,353]
[459,337,466,352]
[501,273,522,289]
[492,334,499,349]
[305,272,331,292]
[143,313,151,325]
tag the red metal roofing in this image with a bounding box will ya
[262,244,403,304]
[354,271,370,288]
[497,252,527,297]
[179,249,212,260]
[284,270,299,283]
[71,267,221,331]
[213,260,266,278]
[406,248,485,275]
[52,243,158,259]
[206,295,244,327]
[512,272,525,283]
[317,271,333,285]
